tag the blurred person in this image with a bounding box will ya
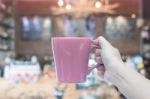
[94,36,150,99]
[86,16,96,39]
[64,16,77,37]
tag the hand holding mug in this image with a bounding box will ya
[94,37,124,82]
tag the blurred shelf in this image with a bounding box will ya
[0,45,9,51]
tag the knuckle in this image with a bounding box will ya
[114,48,119,53]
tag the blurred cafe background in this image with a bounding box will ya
[0,0,150,99]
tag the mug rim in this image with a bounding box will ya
[52,37,92,40]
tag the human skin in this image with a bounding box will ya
[94,36,150,99]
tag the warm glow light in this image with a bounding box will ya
[66,4,72,10]
[95,1,102,8]
[107,17,113,23]
[58,0,64,7]
[131,14,136,19]
[0,3,6,9]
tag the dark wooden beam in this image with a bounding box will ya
[16,0,57,15]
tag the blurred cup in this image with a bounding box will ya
[52,37,101,83]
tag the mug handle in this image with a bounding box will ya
[87,41,104,74]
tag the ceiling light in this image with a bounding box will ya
[58,0,64,7]
[66,4,72,10]
[95,1,102,8]
[131,14,136,19]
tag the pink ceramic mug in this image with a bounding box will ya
[52,37,101,83]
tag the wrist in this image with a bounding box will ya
[104,61,127,85]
